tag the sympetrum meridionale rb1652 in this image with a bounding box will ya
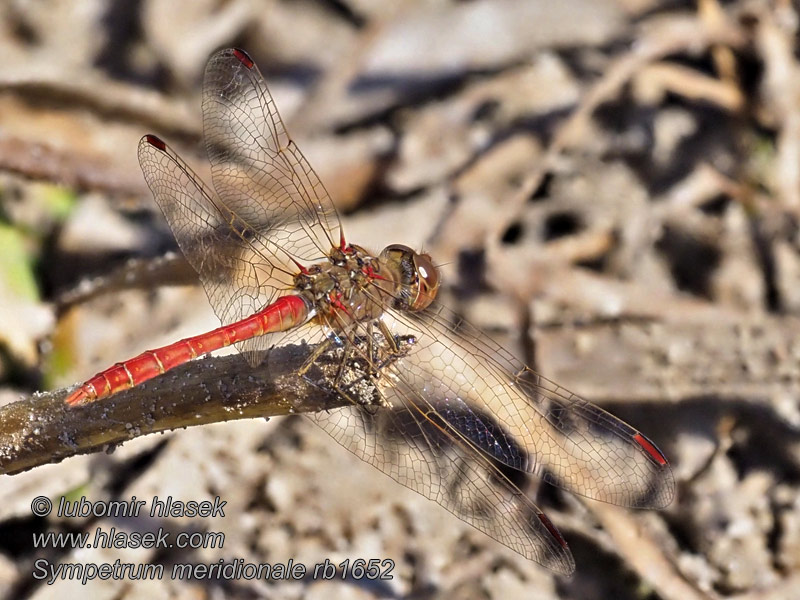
[66,48,674,574]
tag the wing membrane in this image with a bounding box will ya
[308,395,575,574]
[377,301,675,509]
[137,135,294,357]
[140,48,345,365]
[202,48,342,266]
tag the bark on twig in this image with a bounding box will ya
[56,252,197,311]
[0,135,148,197]
[0,344,345,475]
[590,504,714,600]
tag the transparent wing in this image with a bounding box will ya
[137,135,297,364]
[308,389,575,574]
[377,301,675,509]
[202,48,342,267]
[200,47,343,363]
[302,292,670,569]
[292,309,572,572]
[141,47,345,366]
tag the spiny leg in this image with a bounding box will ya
[333,338,357,389]
[297,337,335,377]
[378,318,399,354]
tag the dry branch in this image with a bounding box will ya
[56,252,197,311]
[0,135,147,197]
[590,503,714,600]
[0,344,346,476]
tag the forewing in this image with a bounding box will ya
[378,302,675,509]
[137,135,295,363]
[202,48,342,267]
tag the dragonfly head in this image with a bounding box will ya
[379,244,440,311]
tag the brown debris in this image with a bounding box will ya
[3,1,800,598]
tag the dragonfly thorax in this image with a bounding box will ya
[292,243,440,326]
[293,245,388,324]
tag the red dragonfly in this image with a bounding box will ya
[66,48,674,574]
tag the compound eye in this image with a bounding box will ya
[411,252,440,311]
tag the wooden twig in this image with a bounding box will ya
[56,252,197,312]
[0,68,198,138]
[0,135,147,197]
[0,344,346,475]
[590,504,714,600]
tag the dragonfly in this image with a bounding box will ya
[65,48,674,574]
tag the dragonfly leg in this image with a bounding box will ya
[297,338,334,377]
[332,327,391,410]
[333,340,355,388]
[377,318,399,354]
[366,322,376,369]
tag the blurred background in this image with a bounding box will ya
[1,0,800,598]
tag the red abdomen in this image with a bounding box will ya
[65,295,309,405]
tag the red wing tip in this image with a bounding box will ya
[143,134,167,151]
[537,512,568,549]
[232,48,254,68]
[633,433,669,467]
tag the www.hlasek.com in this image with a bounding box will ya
[30,495,395,585]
